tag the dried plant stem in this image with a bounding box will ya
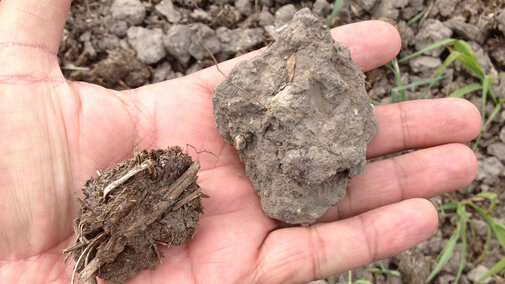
[61,65,90,71]
[418,0,434,28]
[70,233,105,284]
[64,252,72,264]
[71,247,88,284]
[151,240,163,265]
[85,242,98,266]
[166,161,200,202]
[103,159,154,198]
[185,144,217,157]
[63,241,87,254]
[79,257,101,284]
[157,235,174,248]
[173,189,202,211]
[113,162,202,234]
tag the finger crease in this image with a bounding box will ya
[390,156,407,202]
[397,102,411,150]
[0,74,65,85]
[308,226,326,280]
[0,41,56,55]
[253,240,270,283]
[358,214,378,262]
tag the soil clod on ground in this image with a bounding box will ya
[63,147,204,284]
[212,9,377,225]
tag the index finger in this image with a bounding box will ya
[192,20,401,93]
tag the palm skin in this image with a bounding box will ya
[0,1,482,283]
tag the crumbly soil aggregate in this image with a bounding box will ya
[61,0,505,282]
[212,9,377,224]
[64,147,204,283]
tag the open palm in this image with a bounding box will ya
[0,1,481,283]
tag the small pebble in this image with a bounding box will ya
[111,0,146,26]
[127,27,166,64]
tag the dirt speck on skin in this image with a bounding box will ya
[64,147,205,283]
[212,8,377,225]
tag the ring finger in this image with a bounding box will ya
[317,142,478,222]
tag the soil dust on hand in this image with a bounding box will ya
[64,146,205,284]
[212,8,377,225]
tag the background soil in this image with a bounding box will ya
[59,0,505,283]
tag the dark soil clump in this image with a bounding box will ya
[64,147,204,283]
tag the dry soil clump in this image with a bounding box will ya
[64,147,204,283]
[212,8,377,225]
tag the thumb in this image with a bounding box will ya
[0,0,71,76]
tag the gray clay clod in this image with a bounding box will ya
[212,8,378,225]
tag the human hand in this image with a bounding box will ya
[0,0,481,283]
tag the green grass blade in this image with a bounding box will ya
[407,1,430,26]
[392,75,446,93]
[368,268,381,274]
[449,83,482,98]
[481,75,493,123]
[327,0,344,27]
[476,257,505,284]
[472,98,505,151]
[395,58,407,102]
[391,90,398,104]
[354,280,373,284]
[407,8,426,25]
[476,192,498,213]
[440,213,458,218]
[426,223,461,282]
[407,0,433,26]
[468,214,476,238]
[438,202,459,211]
[419,73,447,99]
[491,222,505,251]
[433,50,461,77]
[475,225,491,264]
[386,270,401,277]
[456,203,471,226]
[454,40,485,80]
[468,200,505,251]
[399,39,455,63]
[472,134,483,151]
[459,54,485,80]
[488,88,498,105]
[369,261,401,277]
[484,97,503,127]
[455,219,467,283]
[370,99,381,105]
[453,39,475,56]
[389,58,406,102]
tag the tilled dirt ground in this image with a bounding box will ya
[59,0,505,283]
